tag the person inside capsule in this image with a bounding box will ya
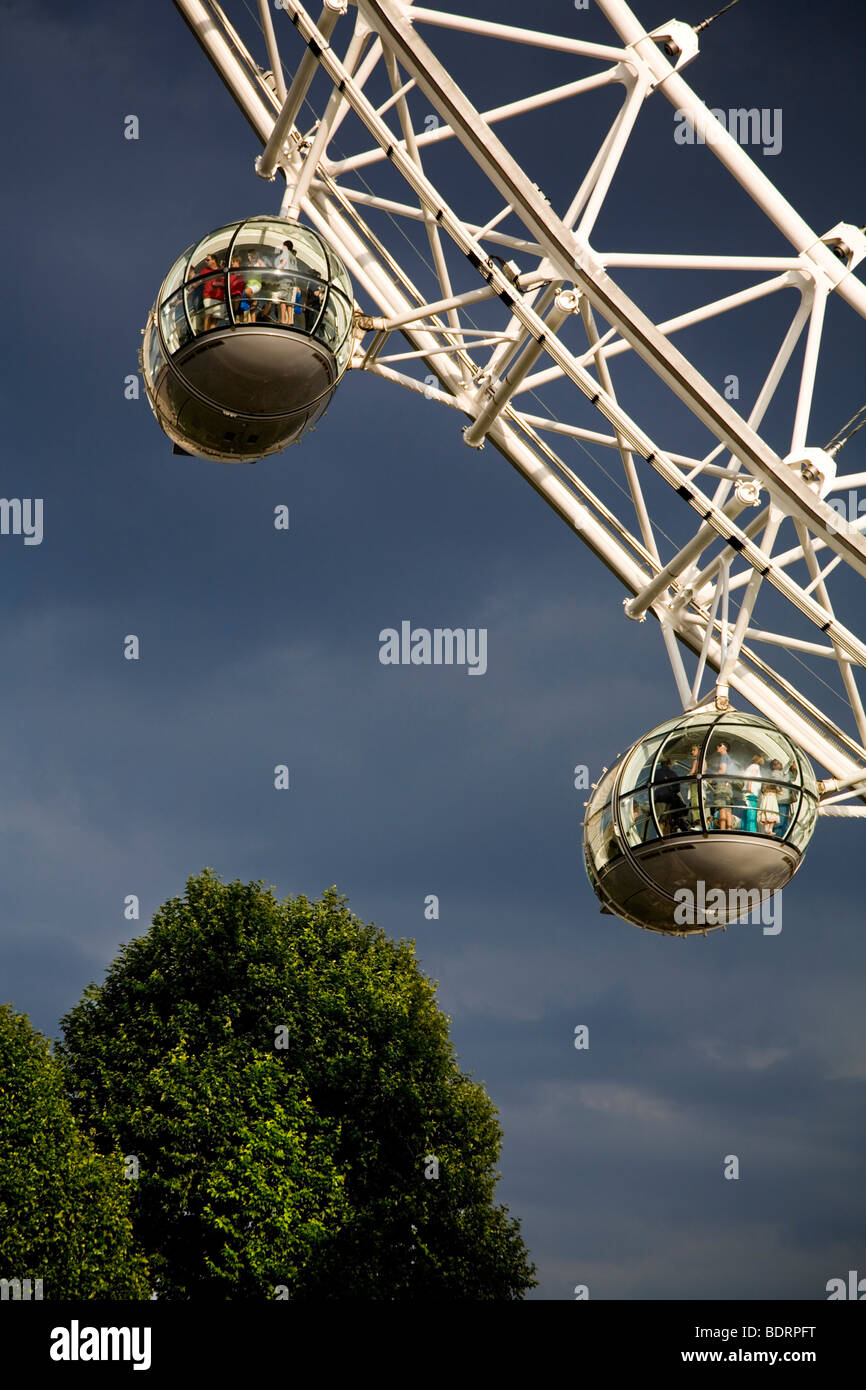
[302,282,325,332]
[742,751,765,832]
[630,797,653,844]
[229,256,251,322]
[273,240,298,325]
[758,765,780,833]
[201,254,228,333]
[240,251,266,322]
[706,739,735,830]
[769,758,791,836]
[654,756,689,834]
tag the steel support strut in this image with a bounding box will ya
[256,0,346,181]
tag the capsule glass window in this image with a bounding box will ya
[145,320,166,386]
[326,244,353,302]
[188,226,236,277]
[319,289,354,371]
[659,726,711,778]
[618,732,667,798]
[285,226,330,280]
[651,777,694,836]
[159,242,196,305]
[160,289,193,354]
[622,788,659,845]
[585,810,606,871]
[719,724,801,786]
[786,790,818,849]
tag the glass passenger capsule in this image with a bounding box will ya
[583,709,820,935]
[140,217,355,463]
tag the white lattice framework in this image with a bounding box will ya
[173,0,866,811]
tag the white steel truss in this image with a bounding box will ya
[173,0,866,807]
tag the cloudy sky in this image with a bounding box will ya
[1,0,864,1298]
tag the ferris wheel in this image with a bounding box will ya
[143,0,866,933]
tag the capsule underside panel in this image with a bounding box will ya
[179,330,335,417]
[588,833,801,933]
[142,315,338,463]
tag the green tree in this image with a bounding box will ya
[59,870,536,1299]
[0,1004,149,1298]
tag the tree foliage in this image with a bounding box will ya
[58,871,536,1299]
[0,1004,149,1299]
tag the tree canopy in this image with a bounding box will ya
[0,1003,149,1299]
[58,871,536,1299]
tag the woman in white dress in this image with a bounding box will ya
[758,778,780,834]
[273,240,299,324]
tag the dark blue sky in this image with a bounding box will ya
[2,0,865,1298]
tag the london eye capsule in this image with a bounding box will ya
[583,709,820,935]
[140,217,355,463]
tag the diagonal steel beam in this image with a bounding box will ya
[356,0,866,580]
